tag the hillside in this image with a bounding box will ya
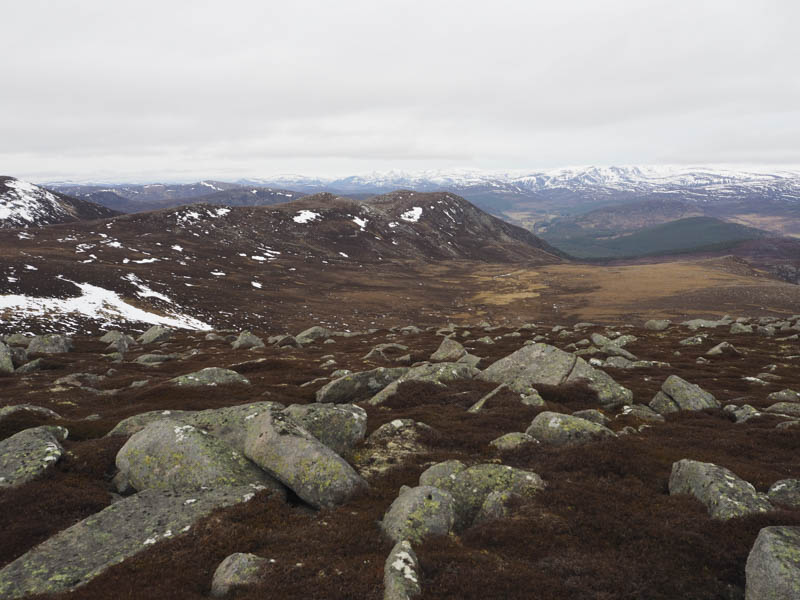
[0,177,119,228]
[541,217,771,259]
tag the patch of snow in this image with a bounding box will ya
[132,258,159,264]
[251,281,262,288]
[210,271,226,276]
[171,245,183,252]
[352,216,368,230]
[400,207,423,222]
[293,210,320,224]
[339,252,349,258]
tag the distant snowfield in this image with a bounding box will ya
[0,279,211,330]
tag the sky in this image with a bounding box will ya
[2,0,799,182]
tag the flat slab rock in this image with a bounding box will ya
[0,486,264,599]
[0,425,68,488]
[669,459,772,520]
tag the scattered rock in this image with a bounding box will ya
[295,326,332,345]
[384,540,421,600]
[644,319,671,331]
[357,420,435,479]
[768,389,800,403]
[683,319,725,330]
[723,404,761,423]
[0,486,264,599]
[706,342,740,356]
[27,334,73,354]
[767,479,800,509]
[525,411,616,447]
[134,353,178,365]
[368,363,479,405]
[316,367,409,404]
[0,425,68,488]
[649,375,719,415]
[430,337,466,362]
[170,367,250,387]
[730,323,753,334]
[489,432,538,451]
[0,404,61,424]
[0,341,14,374]
[381,485,456,543]
[467,384,508,413]
[479,343,632,407]
[668,459,772,520]
[137,325,173,345]
[244,409,367,509]
[571,409,610,426]
[745,526,800,600]
[232,331,265,350]
[283,403,367,455]
[678,335,707,346]
[210,552,269,597]
[765,403,800,418]
[363,343,409,362]
[13,358,44,375]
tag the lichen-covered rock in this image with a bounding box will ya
[768,479,800,509]
[0,341,14,374]
[571,409,610,426]
[357,420,435,479]
[13,359,44,375]
[765,402,800,418]
[134,353,178,364]
[244,409,367,508]
[381,485,456,543]
[419,462,544,530]
[723,404,761,423]
[384,540,421,600]
[489,432,538,451]
[282,404,366,457]
[479,343,632,407]
[644,319,671,331]
[116,418,278,493]
[474,490,515,525]
[170,367,250,387]
[0,404,61,425]
[649,375,719,415]
[706,341,739,356]
[0,486,263,599]
[730,322,753,334]
[210,552,269,597]
[525,411,616,447]
[368,363,480,405]
[231,331,265,350]
[316,367,410,404]
[745,526,800,600]
[620,404,666,423]
[27,334,73,354]
[430,337,466,362]
[3,333,31,346]
[137,325,172,345]
[107,409,194,437]
[768,389,800,403]
[0,425,67,488]
[295,326,332,344]
[668,459,772,520]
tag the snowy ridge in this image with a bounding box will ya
[0,178,71,227]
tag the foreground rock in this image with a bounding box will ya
[668,459,772,520]
[0,426,68,488]
[525,411,616,447]
[479,343,632,407]
[745,526,800,600]
[170,367,250,387]
[650,375,719,414]
[419,461,545,529]
[244,409,367,508]
[384,540,422,600]
[0,486,263,599]
[381,485,456,543]
[211,552,269,597]
[116,418,278,493]
[283,403,367,455]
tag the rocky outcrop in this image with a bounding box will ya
[0,426,68,488]
[525,411,616,447]
[479,343,632,407]
[649,375,719,414]
[0,486,264,599]
[745,526,800,600]
[668,459,772,520]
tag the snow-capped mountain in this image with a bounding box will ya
[0,177,119,228]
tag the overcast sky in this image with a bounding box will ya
[2,0,798,182]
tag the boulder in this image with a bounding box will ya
[430,337,466,362]
[620,404,665,422]
[765,403,800,418]
[3,333,31,346]
[380,485,456,543]
[571,409,610,426]
[115,418,279,493]
[706,342,739,356]
[644,319,671,331]
[474,490,517,525]
[363,343,409,362]
[419,461,544,530]
[295,326,332,344]
[649,375,719,415]
[368,363,480,405]
[358,420,435,479]
[384,540,421,600]
[678,335,707,346]
[107,334,135,353]
[489,432,538,451]
[768,389,800,403]
[231,331,265,350]
[283,403,367,455]
[13,359,44,375]
[745,526,800,600]
[0,425,67,488]
[170,367,250,387]
[668,459,772,520]
[683,319,724,330]
[525,411,616,447]
[0,404,61,424]
[768,479,800,509]
[315,367,409,404]
[0,486,264,599]
[210,552,269,598]
[99,330,130,344]
[137,325,173,345]
[244,409,367,509]
[0,341,14,374]
[134,353,178,364]
[730,323,753,334]
[723,404,762,424]
[478,343,632,407]
[27,334,73,354]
